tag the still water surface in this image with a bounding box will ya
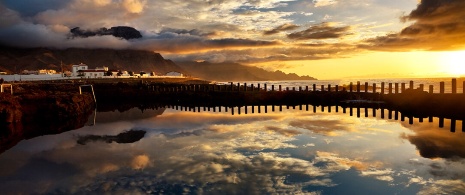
[0,105,464,194]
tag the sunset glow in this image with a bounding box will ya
[1,0,465,79]
[442,51,465,77]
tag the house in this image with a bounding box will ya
[72,63,88,77]
[165,71,183,77]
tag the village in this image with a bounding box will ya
[0,63,185,82]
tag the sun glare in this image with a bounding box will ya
[442,50,465,77]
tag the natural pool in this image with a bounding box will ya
[0,105,464,194]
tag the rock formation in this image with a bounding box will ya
[70,26,142,40]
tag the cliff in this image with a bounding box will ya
[0,47,184,75]
[176,61,317,81]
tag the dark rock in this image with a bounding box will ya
[70,26,142,40]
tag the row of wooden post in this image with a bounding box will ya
[146,79,465,94]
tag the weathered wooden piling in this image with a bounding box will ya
[419,84,424,91]
[381,82,385,94]
[320,85,324,92]
[373,83,376,94]
[409,81,414,90]
[451,119,456,132]
[439,118,444,128]
[429,85,433,93]
[395,83,399,94]
[313,84,316,92]
[357,81,361,93]
[350,82,353,92]
[279,85,282,91]
[452,78,457,94]
[365,82,368,93]
[306,86,309,92]
[299,86,302,91]
[271,85,274,91]
[264,84,267,92]
[401,83,405,93]
[336,85,339,92]
[328,85,331,92]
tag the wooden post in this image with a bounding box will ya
[258,84,261,91]
[409,80,414,90]
[350,82,353,92]
[452,78,457,94]
[451,119,456,132]
[313,84,317,92]
[306,86,309,91]
[293,87,296,91]
[381,82,385,94]
[439,118,444,128]
[429,85,434,93]
[388,83,392,94]
[364,82,368,93]
[395,83,399,94]
[251,84,254,91]
[328,84,331,92]
[440,82,445,94]
[336,85,339,92]
[264,84,267,92]
[401,83,405,93]
[419,84,424,91]
[299,86,302,91]
[279,85,282,91]
[244,83,247,92]
[357,81,360,93]
[286,87,289,91]
[272,85,274,91]
[321,85,324,92]
[373,83,376,94]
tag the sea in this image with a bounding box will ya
[0,78,464,194]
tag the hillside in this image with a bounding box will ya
[0,47,184,75]
[0,46,316,81]
[176,61,317,81]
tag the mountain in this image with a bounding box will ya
[70,26,142,40]
[0,47,183,74]
[0,46,316,81]
[176,61,317,81]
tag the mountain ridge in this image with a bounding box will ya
[0,46,316,81]
[176,61,317,81]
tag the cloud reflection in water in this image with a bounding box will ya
[0,107,464,194]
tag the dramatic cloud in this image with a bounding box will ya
[400,120,465,160]
[263,23,300,35]
[364,0,465,51]
[288,22,352,40]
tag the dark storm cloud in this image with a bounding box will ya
[159,28,219,38]
[133,32,281,53]
[2,0,69,17]
[287,22,351,40]
[364,0,465,51]
[263,23,300,35]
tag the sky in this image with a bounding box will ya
[0,0,464,79]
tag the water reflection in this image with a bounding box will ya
[0,105,464,194]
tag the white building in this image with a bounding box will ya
[165,71,184,77]
[72,63,88,77]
